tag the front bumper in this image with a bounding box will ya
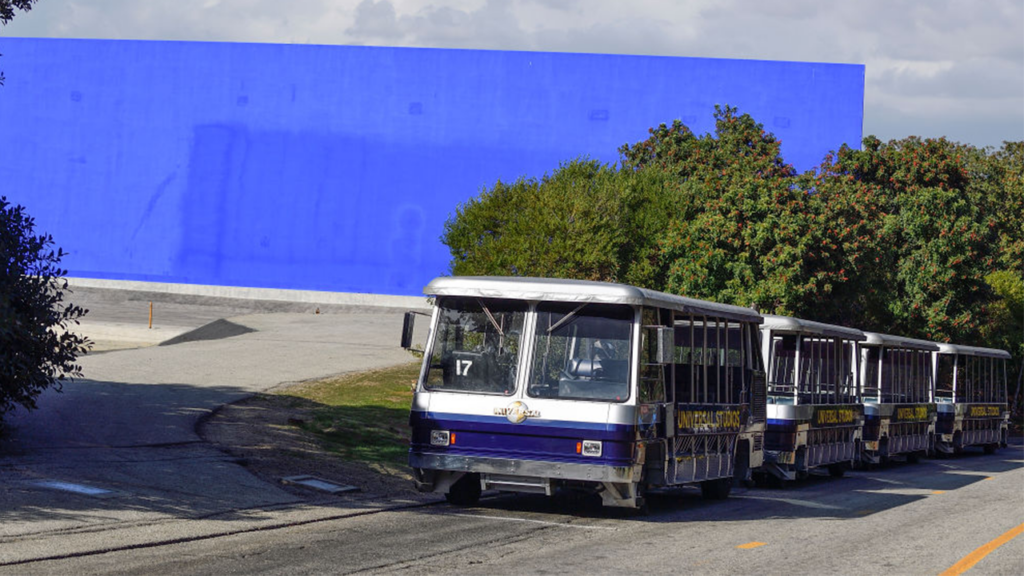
[409,451,635,490]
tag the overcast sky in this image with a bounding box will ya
[3,0,1022,149]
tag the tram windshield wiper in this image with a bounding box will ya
[546,303,588,334]
[477,299,505,338]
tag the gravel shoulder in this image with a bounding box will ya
[198,390,427,502]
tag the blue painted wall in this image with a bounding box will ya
[0,38,864,296]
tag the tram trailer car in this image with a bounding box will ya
[759,315,865,482]
[401,277,768,509]
[859,333,939,464]
[932,344,1011,454]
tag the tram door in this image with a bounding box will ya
[638,307,673,485]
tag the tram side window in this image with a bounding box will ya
[527,302,633,402]
[997,359,1007,402]
[955,355,972,403]
[798,337,846,405]
[839,341,857,403]
[725,322,747,403]
[984,357,994,402]
[935,353,954,401]
[862,347,881,401]
[672,316,740,404]
[881,347,895,403]
[915,350,930,403]
[424,297,526,395]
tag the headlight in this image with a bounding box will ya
[430,430,451,446]
[581,440,602,457]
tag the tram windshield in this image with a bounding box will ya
[424,297,527,395]
[935,353,954,402]
[528,303,633,402]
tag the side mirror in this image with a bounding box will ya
[401,311,428,352]
[648,326,674,365]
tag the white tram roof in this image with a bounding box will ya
[423,276,763,323]
[760,314,866,341]
[935,343,1011,359]
[862,331,940,351]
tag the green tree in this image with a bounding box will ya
[1,197,90,422]
[815,136,999,343]
[443,158,629,281]
[622,106,842,315]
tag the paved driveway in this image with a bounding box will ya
[0,288,425,565]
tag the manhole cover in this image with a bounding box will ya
[281,475,359,494]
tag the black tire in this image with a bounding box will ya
[633,482,650,516]
[983,444,997,455]
[701,477,732,500]
[445,473,482,506]
[828,463,846,478]
[907,452,920,464]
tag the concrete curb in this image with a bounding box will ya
[66,277,431,310]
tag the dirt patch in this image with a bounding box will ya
[198,393,429,502]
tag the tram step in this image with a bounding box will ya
[481,474,554,495]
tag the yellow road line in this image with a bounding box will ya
[939,522,1024,576]
[931,490,946,494]
[736,542,766,550]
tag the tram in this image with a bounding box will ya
[932,344,1011,454]
[758,315,865,481]
[859,333,939,464]
[402,276,767,509]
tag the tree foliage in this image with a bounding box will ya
[441,106,1023,395]
[621,106,826,314]
[0,0,38,86]
[443,158,679,284]
[810,136,1000,343]
[1,197,89,422]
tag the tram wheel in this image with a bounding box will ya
[445,473,482,506]
[700,477,732,500]
[633,482,650,516]
[827,463,846,478]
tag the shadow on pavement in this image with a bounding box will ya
[411,447,1024,524]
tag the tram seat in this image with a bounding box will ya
[558,358,628,399]
[569,358,600,378]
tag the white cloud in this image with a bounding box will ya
[2,0,1021,147]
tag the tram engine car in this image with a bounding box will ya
[402,277,767,509]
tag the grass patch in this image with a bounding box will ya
[275,362,420,466]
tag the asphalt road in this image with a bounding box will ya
[4,446,1022,575]
[1,287,1021,575]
